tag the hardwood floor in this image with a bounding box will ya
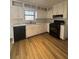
[10,33,68,59]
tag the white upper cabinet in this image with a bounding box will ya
[11,0,24,19]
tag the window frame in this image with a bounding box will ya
[24,10,35,21]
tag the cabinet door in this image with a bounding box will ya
[11,6,19,18]
[60,25,64,40]
[11,0,24,19]
[11,6,24,19]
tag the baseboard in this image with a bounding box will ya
[26,32,48,39]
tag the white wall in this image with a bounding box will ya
[37,9,47,18]
[47,8,53,19]
[47,1,67,19]
[53,1,67,19]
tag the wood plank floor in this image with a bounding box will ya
[10,33,68,59]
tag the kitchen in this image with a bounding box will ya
[10,0,68,42]
[10,0,68,59]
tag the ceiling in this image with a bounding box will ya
[18,0,67,8]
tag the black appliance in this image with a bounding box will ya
[13,26,26,42]
[49,20,64,39]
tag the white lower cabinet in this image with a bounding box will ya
[60,25,65,40]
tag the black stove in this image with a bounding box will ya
[49,20,64,39]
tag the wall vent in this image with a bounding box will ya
[12,1,23,7]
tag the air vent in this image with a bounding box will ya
[53,14,63,18]
[12,1,23,7]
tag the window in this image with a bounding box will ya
[24,10,35,20]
